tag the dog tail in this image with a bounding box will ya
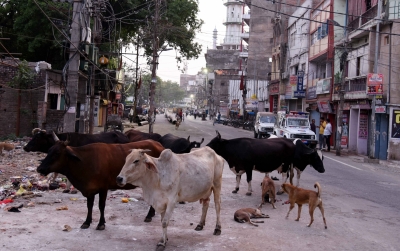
[314,182,321,199]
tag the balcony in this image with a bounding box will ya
[239,51,248,58]
[332,77,368,100]
[223,17,242,25]
[348,4,378,36]
[222,37,241,45]
[240,32,249,43]
[243,13,250,26]
[223,0,242,5]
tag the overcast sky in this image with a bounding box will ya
[132,0,227,85]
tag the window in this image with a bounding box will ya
[356,57,361,76]
[302,63,306,71]
[221,82,225,86]
[384,36,390,45]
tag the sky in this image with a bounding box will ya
[130,0,227,85]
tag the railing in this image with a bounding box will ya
[334,77,366,94]
[347,4,378,32]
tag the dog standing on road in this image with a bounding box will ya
[234,208,269,227]
[281,182,327,229]
[0,142,15,156]
[259,176,276,209]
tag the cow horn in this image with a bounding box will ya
[200,138,204,144]
[52,131,60,142]
[187,136,190,141]
[216,130,221,139]
[139,149,151,155]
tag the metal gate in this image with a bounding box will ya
[375,113,389,160]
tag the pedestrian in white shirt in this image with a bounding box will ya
[323,119,333,151]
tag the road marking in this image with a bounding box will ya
[324,156,363,171]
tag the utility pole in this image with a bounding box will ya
[148,0,160,134]
[132,38,140,122]
[64,0,84,132]
[89,8,98,135]
[335,51,348,156]
[369,0,382,159]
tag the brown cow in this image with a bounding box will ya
[124,129,162,142]
[36,134,164,230]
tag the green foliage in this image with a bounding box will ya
[7,60,37,89]
[0,133,17,141]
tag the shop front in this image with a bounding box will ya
[268,82,279,112]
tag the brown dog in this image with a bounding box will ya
[0,142,15,156]
[259,176,276,209]
[281,182,327,229]
[234,208,269,227]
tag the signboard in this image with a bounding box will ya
[290,75,298,86]
[359,112,368,139]
[294,91,306,98]
[94,97,100,127]
[285,83,296,99]
[341,113,349,147]
[317,101,332,113]
[269,83,279,94]
[307,86,317,100]
[392,109,400,138]
[316,79,330,94]
[367,73,383,95]
[246,98,258,109]
[375,105,386,114]
[297,71,304,91]
[115,93,121,100]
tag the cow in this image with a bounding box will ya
[36,133,165,230]
[116,147,225,248]
[124,129,162,142]
[206,131,324,196]
[25,129,131,193]
[158,133,204,153]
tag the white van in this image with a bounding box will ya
[254,112,276,138]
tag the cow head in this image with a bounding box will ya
[293,139,325,173]
[36,134,80,176]
[24,130,55,153]
[188,137,204,150]
[206,131,223,152]
[116,149,157,187]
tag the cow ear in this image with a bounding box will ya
[216,130,221,139]
[295,140,314,156]
[52,131,60,142]
[66,147,81,161]
[200,138,204,144]
[187,136,190,141]
[145,158,158,173]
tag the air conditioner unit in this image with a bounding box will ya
[281,71,289,79]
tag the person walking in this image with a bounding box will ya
[217,112,221,124]
[319,118,326,150]
[323,119,333,151]
[310,119,316,134]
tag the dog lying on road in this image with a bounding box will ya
[234,208,269,227]
[259,176,276,209]
[281,182,327,229]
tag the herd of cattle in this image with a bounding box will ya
[23,128,325,248]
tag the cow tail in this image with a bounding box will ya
[314,182,321,199]
[289,165,294,185]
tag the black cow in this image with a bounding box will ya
[24,130,130,153]
[158,133,204,153]
[124,129,162,142]
[206,131,324,195]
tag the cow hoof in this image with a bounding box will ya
[156,245,166,251]
[179,201,186,204]
[195,225,203,231]
[96,224,105,230]
[62,189,70,193]
[70,190,78,194]
[245,192,252,196]
[277,191,284,195]
[80,223,90,229]
[144,217,152,223]
[213,228,221,235]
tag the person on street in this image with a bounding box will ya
[319,118,326,150]
[324,119,333,151]
[217,112,221,124]
[129,107,134,123]
[310,119,316,134]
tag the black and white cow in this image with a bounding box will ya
[206,131,324,195]
[158,133,204,154]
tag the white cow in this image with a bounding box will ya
[116,146,224,248]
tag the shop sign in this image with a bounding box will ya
[367,73,383,95]
[359,112,368,139]
[290,75,297,86]
[307,86,317,100]
[392,109,400,138]
[269,83,279,94]
[317,101,332,113]
[246,98,258,109]
[316,79,330,94]
[375,105,386,114]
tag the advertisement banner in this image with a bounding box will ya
[317,101,332,113]
[307,86,317,100]
[367,73,383,95]
[316,79,330,94]
[392,109,400,138]
[290,75,297,86]
[246,98,258,109]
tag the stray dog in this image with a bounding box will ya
[234,208,269,227]
[0,142,15,156]
[281,182,327,229]
[259,176,276,209]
